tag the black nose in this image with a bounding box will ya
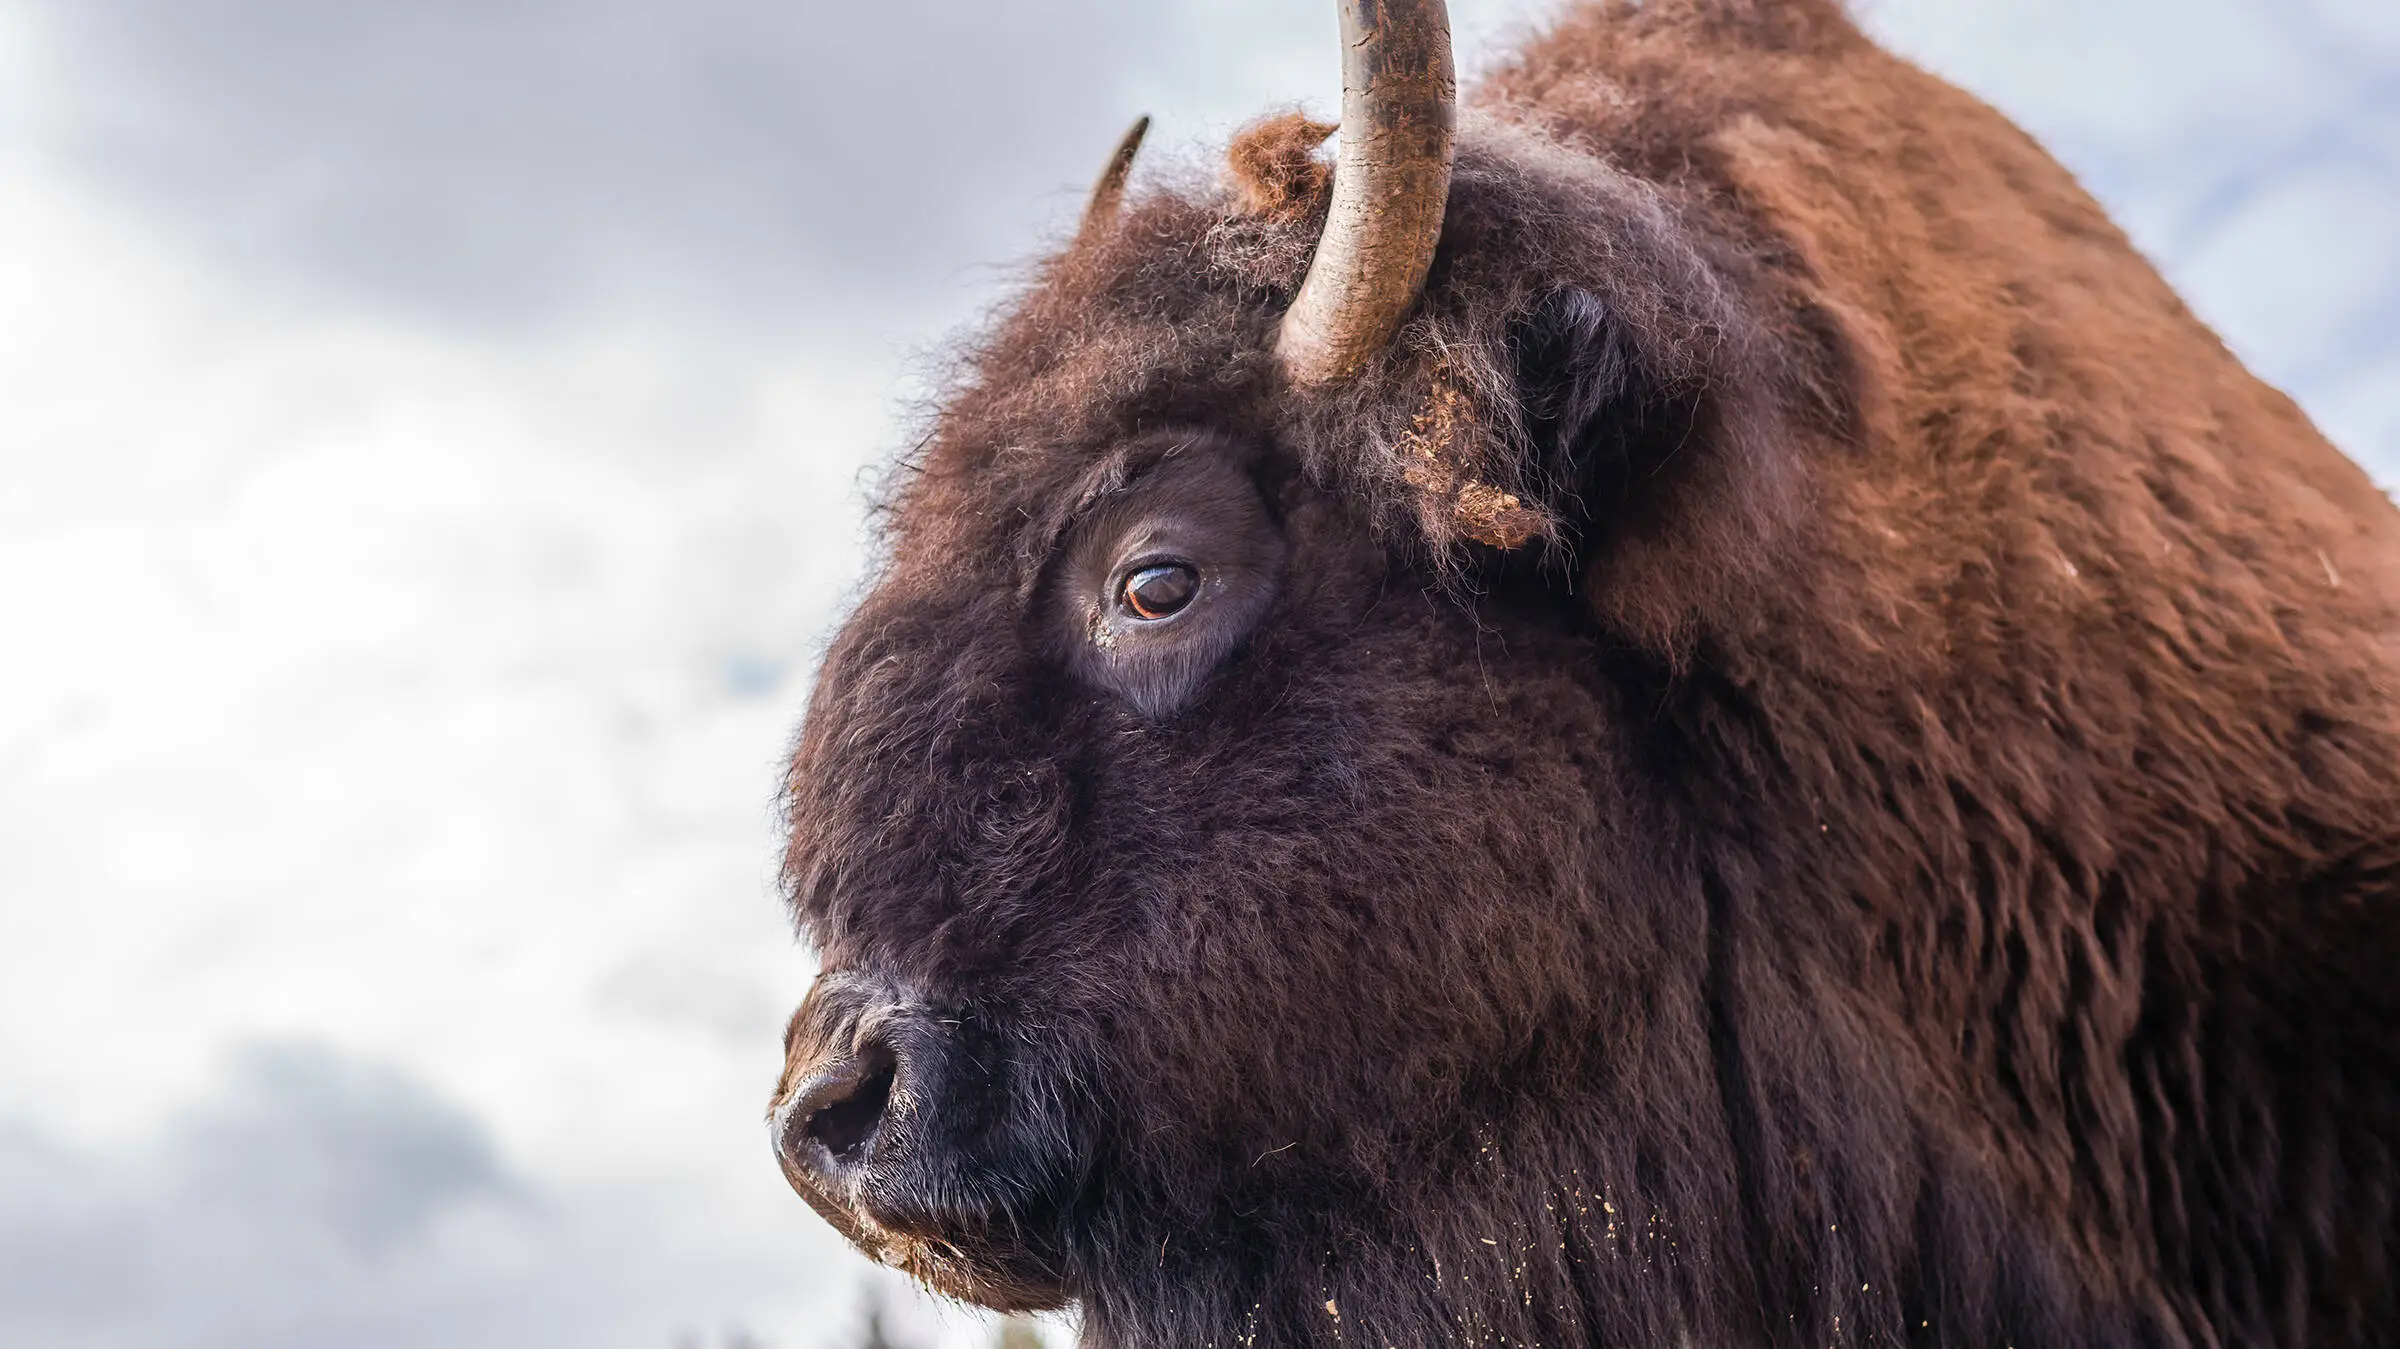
[773,984,935,1205]
[780,1036,900,1181]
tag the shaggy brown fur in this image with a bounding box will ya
[773,3,2400,1346]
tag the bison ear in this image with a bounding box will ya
[1507,288,1694,542]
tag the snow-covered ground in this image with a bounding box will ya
[0,2,2391,1346]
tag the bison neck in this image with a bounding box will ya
[1070,649,2400,1349]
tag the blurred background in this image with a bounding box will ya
[0,1,2392,1346]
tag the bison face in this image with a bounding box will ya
[761,75,1792,1331]
[772,404,1653,1316]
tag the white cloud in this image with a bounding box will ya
[0,1041,1006,1349]
[0,138,927,1343]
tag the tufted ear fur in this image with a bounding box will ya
[1226,112,1337,221]
[1506,287,1704,560]
[1263,116,1808,648]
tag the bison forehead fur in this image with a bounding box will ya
[775,2,2400,1346]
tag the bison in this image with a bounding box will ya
[766,2,2400,1345]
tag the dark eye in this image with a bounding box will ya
[1118,562,1199,620]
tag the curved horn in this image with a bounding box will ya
[1081,115,1152,231]
[1276,0,1456,386]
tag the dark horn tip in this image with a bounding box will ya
[1081,114,1153,230]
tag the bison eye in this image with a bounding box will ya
[1118,562,1199,620]
[1052,439,1283,718]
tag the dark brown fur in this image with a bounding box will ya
[776,3,2400,1345]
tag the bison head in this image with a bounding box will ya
[768,3,2400,1346]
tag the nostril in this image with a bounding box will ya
[805,1042,897,1165]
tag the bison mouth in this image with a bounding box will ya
[825,1199,1075,1313]
[786,1135,1079,1313]
[771,977,1085,1312]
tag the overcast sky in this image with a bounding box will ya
[0,2,2393,1347]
